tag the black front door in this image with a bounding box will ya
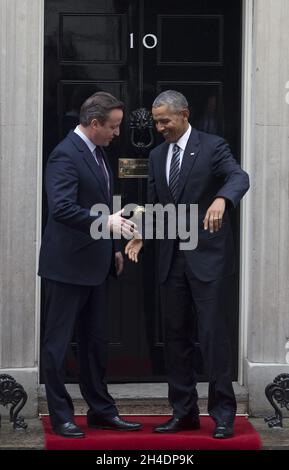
[43,0,242,382]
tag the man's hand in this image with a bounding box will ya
[115,251,124,276]
[107,209,137,238]
[203,197,226,233]
[125,239,144,263]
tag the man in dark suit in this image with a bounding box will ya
[126,90,249,438]
[39,92,141,438]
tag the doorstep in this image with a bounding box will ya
[38,382,248,416]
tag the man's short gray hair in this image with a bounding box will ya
[152,90,189,112]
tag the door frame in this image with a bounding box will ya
[239,0,253,385]
[36,0,254,386]
[35,0,45,385]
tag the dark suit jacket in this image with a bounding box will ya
[38,131,117,286]
[148,128,250,283]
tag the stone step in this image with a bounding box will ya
[38,382,248,416]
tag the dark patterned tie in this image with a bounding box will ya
[94,147,110,197]
[169,144,181,201]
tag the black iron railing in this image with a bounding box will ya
[264,373,289,428]
[0,374,28,430]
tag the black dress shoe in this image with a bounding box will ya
[154,416,200,433]
[213,421,234,439]
[87,415,142,431]
[53,421,85,438]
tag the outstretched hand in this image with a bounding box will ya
[107,209,138,239]
[203,197,226,233]
[125,238,144,263]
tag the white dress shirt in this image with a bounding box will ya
[74,125,96,155]
[166,124,192,184]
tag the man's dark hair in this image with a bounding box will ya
[79,91,124,126]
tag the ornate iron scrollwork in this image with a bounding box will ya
[0,374,28,430]
[264,373,289,428]
[130,107,154,153]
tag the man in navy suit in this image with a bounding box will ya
[126,90,249,438]
[39,92,141,438]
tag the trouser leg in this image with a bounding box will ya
[185,271,237,423]
[160,252,199,418]
[42,279,89,427]
[77,282,117,419]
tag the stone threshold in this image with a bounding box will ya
[38,382,248,416]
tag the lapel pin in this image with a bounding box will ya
[191,152,195,156]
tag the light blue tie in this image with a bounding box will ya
[169,144,181,201]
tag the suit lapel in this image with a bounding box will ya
[83,151,110,203]
[175,128,200,202]
[68,131,111,203]
[157,143,173,201]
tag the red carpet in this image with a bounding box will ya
[42,416,262,450]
